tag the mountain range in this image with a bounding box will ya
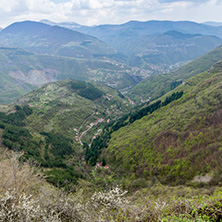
[0,20,221,105]
[0,21,122,61]
[1,20,221,74]
[2,18,222,221]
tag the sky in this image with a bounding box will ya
[0,0,222,28]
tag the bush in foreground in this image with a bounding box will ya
[1,150,222,221]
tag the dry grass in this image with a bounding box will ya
[0,150,42,196]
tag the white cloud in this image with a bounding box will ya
[0,0,221,28]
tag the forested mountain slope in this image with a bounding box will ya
[94,60,222,187]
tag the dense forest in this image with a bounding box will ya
[70,80,104,100]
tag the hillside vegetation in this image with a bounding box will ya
[2,97,222,221]
[2,149,222,221]
[0,79,131,189]
[16,79,131,144]
[0,104,83,188]
[96,60,222,189]
[2,20,222,221]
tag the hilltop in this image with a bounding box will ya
[16,79,131,144]
[40,19,91,34]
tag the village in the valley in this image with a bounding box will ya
[73,115,105,145]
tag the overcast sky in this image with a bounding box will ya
[0,0,222,28]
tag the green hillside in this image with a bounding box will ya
[16,79,131,144]
[128,45,222,104]
[0,46,144,104]
[90,60,222,188]
[2,65,222,221]
[0,103,83,188]
[0,79,131,188]
[2,20,222,222]
[2,47,222,222]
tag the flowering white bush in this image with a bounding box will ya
[0,152,146,221]
[0,150,189,222]
[90,187,128,210]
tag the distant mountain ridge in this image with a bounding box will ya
[203,21,222,27]
[40,19,92,34]
[0,21,121,61]
[86,20,222,71]
[40,19,222,37]
[88,20,222,41]
[39,19,222,72]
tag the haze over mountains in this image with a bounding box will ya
[1,20,221,70]
[0,21,119,61]
[41,19,222,71]
[0,19,222,105]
